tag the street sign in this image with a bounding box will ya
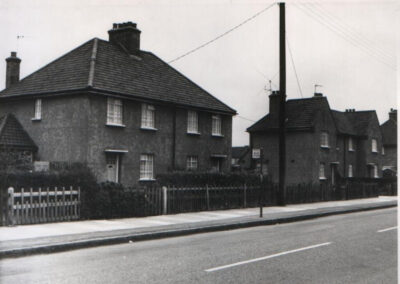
[252,148,261,159]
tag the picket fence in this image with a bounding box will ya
[4,186,80,226]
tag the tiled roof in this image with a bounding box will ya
[0,114,37,150]
[381,118,397,146]
[247,96,329,132]
[0,38,236,114]
[247,96,379,137]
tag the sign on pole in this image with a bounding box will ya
[252,148,261,159]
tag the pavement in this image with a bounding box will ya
[0,196,397,259]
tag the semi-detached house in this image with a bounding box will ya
[0,22,236,186]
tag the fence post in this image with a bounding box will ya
[7,187,15,226]
[206,184,210,211]
[243,183,247,208]
[162,186,168,215]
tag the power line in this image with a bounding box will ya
[235,115,256,123]
[286,36,304,98]
[309,2,395,62]
[293,3,396,70]
[168,2,277,64]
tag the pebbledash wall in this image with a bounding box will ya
[0,94,232,185]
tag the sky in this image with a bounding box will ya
[0,0,398,146]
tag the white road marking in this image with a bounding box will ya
[377,226,397,233]
[205,242,332,272]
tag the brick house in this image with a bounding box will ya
[247,91,383,185]
[0,22,236,185]
[381,109,397,176]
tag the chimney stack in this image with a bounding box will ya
[389,108,397,121]
[5,51,21,88]
[269,90,285,117]
[108,22,141,56]
[314,93,323,97]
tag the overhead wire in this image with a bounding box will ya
[293,3,396,70]
[286,36,304,98]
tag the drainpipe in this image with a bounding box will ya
[172,107,177,170]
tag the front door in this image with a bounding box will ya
[106,153,120,183]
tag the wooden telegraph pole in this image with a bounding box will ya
[278,2,286,206]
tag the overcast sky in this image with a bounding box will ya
[0,0,398,146]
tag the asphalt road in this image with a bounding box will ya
[0,208,397,284]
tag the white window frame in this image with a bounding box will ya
[33,99,42,120]
[348,164,353,178]
[373,165,378,178]
[371,139,378,153]
[107,97,123,126]
[140,154,154,180]
[212,114,222,136]
[186,156,198,171]
[187,110,199,134]
[319,163,326,179]
[382,146,385,155]
[348,137,354,151]
[141,103,156,129]
[320,132,329,148]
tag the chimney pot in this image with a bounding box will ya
[389,109,397,121]
[314,93,323,97]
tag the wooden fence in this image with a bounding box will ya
[3,186,80,226]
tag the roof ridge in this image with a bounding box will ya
[0,38,96,94]
[88,38,99,87]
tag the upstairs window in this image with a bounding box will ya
[141,103,155,129]
[319,163,326,179]
[320,132,329,147]
[33,99,42,120]
[187,110,199,134]
[371,139,378,153]
[107,98,123,125]
[140,154,154,180]
[186,156,198,171]
[212,115,222,136]
[348,164,353,178]
[348,137,355,151]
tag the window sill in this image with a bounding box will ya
[187,132,201,136]
[31,118,41,121]
[106,123,126,128]
[212,134,224,138]
[320,146,330,149]
[139,178,156,182]
[140,126,158,131]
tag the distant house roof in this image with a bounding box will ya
[247,96,330,132]
[0,38,236,115]
[247,95,379,137]
[0,114,37,150]
[381,118,397,146]
[232,146,250,159]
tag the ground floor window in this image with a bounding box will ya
[368,164,379,178]
[186,156,198,171]
[348,164,353,178]
[319,163,326,179]
[211,157,223,173]
[140,154,154,180]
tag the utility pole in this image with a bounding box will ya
[278,2,286,206]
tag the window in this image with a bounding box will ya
[348,164,353,178]
[373,165,378,178]
[212,115,222,136]
[348,137,354,151]
[371,139,378,153]
[141,103,155,129]
[140,154,154,180]
[320,132,329,147]
[33,99,42,120]
[186,156,198,171]
[382,147,385,155]
[319,163,326,179]
[187,110,199,134]
[107,98,123,125]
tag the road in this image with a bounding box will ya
[0,208,397,284]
